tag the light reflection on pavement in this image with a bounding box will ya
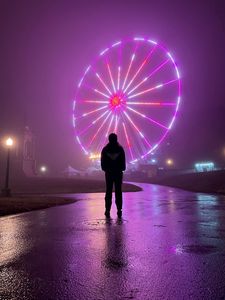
[0,182,225,299]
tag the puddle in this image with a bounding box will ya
[171,244,218,255]
[82,218,128,228]
[182,244,218,255]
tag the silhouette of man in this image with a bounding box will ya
[101,133,126,218]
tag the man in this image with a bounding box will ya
[101,133,126,218]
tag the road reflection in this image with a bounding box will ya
[1,183,225,299]
[103,218,128,270]
[0,216,32,265]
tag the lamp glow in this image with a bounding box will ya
[2,137,14,197]
[40,166,47,173]
[166,159,174,166]
[6,138,13,147]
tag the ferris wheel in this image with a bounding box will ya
[73,37,181,164]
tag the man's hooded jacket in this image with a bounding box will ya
[101,141,126,173]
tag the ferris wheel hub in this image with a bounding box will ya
[110,93,126,112]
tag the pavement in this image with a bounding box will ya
[0,182,225,300]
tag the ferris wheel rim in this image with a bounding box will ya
[73,36,181,164]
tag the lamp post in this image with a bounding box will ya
[1,137,14,197]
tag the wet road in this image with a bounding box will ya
[1,183,225,300]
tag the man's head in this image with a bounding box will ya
[108,133,118,144]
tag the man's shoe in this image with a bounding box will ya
[117,210,122,218]
[104,211,110,218]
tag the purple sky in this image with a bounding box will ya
[0,0,225,170]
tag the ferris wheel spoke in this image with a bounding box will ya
[121,54,135,91]
[114,115,119,133]
[122,122,134,160]
[106,61,117,93]
[96,72,113,95]
[127,106,168,130]
[147,58,170,79]
[96,114,115,153]
[127,58,170,96]
[97,114,114,152]
[80,82,107,96]
[117,66,121,91]
[91,109,109,124]
[75,105,108,120]
[77,123,93,137]
[121,45,138,90]
[121,113,143,160]
[117,44,122,91]
[128,78,178,99]
[123,45,157,93]
[88,111,112,147]
[78,109,109,136]
[94,88,111,99]
[126,101,176,106]
[123,111,152,148]
[106,115,115,137]
[84,100,109,104]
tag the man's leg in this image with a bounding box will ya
[115,172,123,217]
[105,172,113,216]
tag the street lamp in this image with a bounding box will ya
[166,159,174,166]
[40,165,47,176]
[1,137,14,197]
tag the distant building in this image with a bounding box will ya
[62,165,81,177]
[195,162,215,172]
[21,126,37,176]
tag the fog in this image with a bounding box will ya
[0,0,225,175]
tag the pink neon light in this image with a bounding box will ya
[84,100,109,104]
[127,106,168,130]
[106,115,115,137]
[95,114,115,153]
[147,58,170,78]
[123,122,134,160]
[88,112,111,146]
[92,109,109,124]
[117,66,121,91]
[107,62,116,93]
[108,92,126,113]
[122,49,137,90]
[123,45,157,93]
[78,109,108,136]
[117,44,122,91]
[126,101,176,106]
[127,59,170,95]
[94,88,110,99]
[114,115,119,133]
[128,78,178,99]
[96,73,112,95]
[111,95,121,107]
[123,111,152,147]
[123,112,150,157]
[126,77,147,96]
[81,105,107,117]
